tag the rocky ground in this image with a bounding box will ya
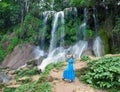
[3,55,119,92]
[48,60,105,92]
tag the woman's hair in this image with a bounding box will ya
[70,55,73,58]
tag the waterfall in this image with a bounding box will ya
[37,40,88,71]
[38,47,66,71]
[93,8,98,34]
[68,40,88,58]
[74,7,78,18]
[40,11,49,50]
[92,8,105,57]
[83,8,88,40]
[33,46,45,60]
[64,7,78,17]
[78,8,87,40]
[25,0,30,12]
[64,7,72,17]
[49,11,64,53]
[36,7,105,71]
[93,36,105,57]
[60,13,65,48]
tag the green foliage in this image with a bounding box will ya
[35,82,51,92]
[83,29,95,40]
[70,0,95,7]
[0,44,6,62]
[75,67,88,78]
[0,34,19,62]
[41,62,64,76]
[65,19,80,45]
[15,68,37,79]
[112,18,120,33]
[4,88,15,92]
[80,55,90,61]
[4,81,51,92]
[81,56,120,90]
[0,1,21,29]
[21,14,42,43]
[7,36,18,52]
[14,81,37,92]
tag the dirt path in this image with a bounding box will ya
[49,61,105,92]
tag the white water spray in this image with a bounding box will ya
[93,36,105,57]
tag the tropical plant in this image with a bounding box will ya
[81,56,120,90]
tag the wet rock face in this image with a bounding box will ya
[0,44,35,69]
[81,49,94,56]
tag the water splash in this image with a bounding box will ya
[93,36,105,57]
[69,40,88,58]
[38,47,66,71]
[33,46,45,60]
[37,41,88,71]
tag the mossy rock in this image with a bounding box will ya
[99,29,110,53]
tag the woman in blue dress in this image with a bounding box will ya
[62,55,75,82]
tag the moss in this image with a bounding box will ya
[99,29,110,54]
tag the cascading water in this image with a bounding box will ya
[64,7,72,17]
[37,11,65,71]
[37,7,105,71]
[25,0,30,12]
[38,47,66,71]
[49,11,64,53]
[93,8,98,34]
[78,8,87,40]
[37,8,90,71]
[93,36,105,57]
[69,41,88,58]
[33,46,45,60]
[33,11,56,60]
[74,7,78,18]
[40,11,49,50]
[60,13,65,48]
[92,8,105,57]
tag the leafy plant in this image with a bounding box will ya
[112,18,120,33]
[80,55,90,61]
[15,68,37,79]
[81,56,120,90]
[35,82,51,92]
[70,0,94,7]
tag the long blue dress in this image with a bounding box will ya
[63,58,75,80]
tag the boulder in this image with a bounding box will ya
[81,49,94,56]
[0,44,34,69]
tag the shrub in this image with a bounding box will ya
[81,56,120,89]
[80,55,90,61]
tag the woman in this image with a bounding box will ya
[62,55,75,82]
